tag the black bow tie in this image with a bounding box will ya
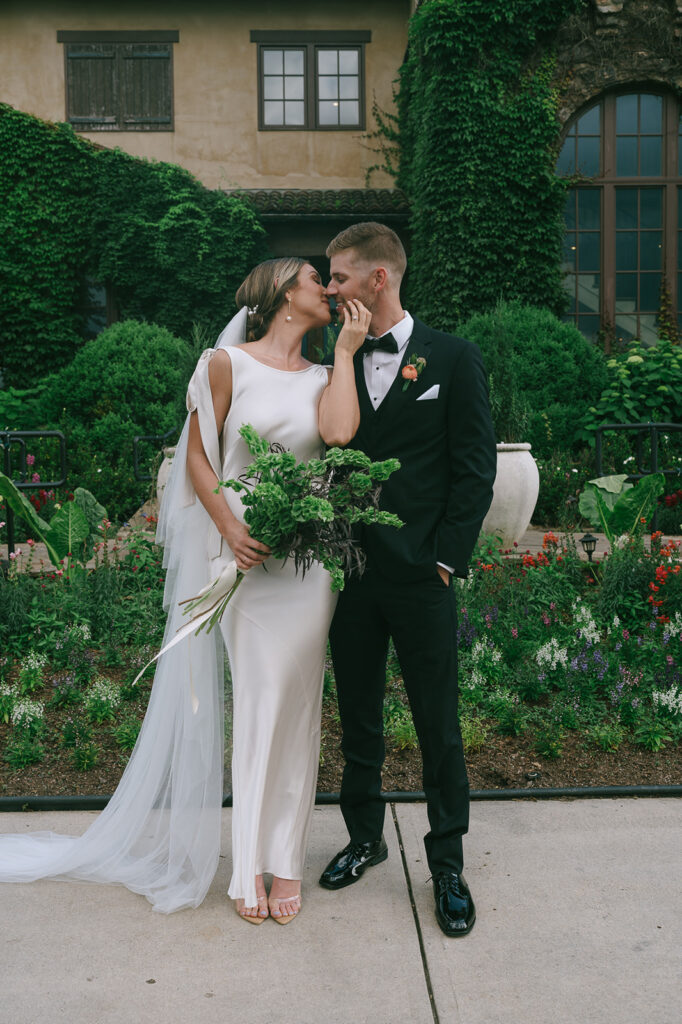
[362,333,398,355]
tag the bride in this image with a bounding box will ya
[0,257,371,924]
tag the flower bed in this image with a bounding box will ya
[0,530,680,797]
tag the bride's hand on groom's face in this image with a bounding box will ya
[334,300,371,358]
[223,519,270,571]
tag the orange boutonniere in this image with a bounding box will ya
[401,354,427,391]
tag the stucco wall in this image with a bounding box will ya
[0,0,408,189]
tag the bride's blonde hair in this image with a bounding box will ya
[235,257,306,342]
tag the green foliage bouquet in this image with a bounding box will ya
[180,424,403,635]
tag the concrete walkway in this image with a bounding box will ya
[1,798,680,1024]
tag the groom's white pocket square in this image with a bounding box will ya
[416,384,440,401]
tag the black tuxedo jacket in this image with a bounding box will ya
[348,317,497,582]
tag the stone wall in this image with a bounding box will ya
[554,0,682,125]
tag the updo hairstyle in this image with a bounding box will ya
[235,257,306,342]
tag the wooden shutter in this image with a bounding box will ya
[65,43,117,128]
[122,44,172,129]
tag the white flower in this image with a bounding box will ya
[11,699,44,728]
[85,677,121,710]
[536,638,568,671]
[471,640,501,665]
[652,687,682,716]
[21,651,48,673]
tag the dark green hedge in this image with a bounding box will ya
[397,0,584,329]
[0,104,267,388]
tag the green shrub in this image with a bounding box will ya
[40,320,194,521]
[457,302,608,457]
[578,339,682,441]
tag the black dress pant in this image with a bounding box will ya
[329,566,469,875]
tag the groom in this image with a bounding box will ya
[319,222,496,936]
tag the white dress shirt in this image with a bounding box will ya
[364,311,414,410]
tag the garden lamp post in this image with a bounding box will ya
[579,533,598,562]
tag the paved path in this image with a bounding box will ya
[1,798,680,1024]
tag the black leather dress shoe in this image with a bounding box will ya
[432,872,476,937]
[318,837,388,890]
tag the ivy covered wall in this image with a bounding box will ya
[0,104,267,388]
[397,0,585,330]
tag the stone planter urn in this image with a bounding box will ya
[156,446,177,504]
[481,443,540,549]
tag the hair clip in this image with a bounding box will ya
[247,305,258,315]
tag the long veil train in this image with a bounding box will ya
[0,310,248,913]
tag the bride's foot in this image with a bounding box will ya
[235,875,268,925]
[268,877,301,925]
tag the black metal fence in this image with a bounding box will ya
[0,430,67,557]
[594,421,682,532]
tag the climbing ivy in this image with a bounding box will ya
[396,0,584,329]
[0,104,267,388]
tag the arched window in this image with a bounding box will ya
[558,90,681,346]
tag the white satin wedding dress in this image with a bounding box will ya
[0,310,336,913]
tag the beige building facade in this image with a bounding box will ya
[1,0,411,192]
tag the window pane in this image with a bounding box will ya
[616,136,638,176]
[318,50,337,74]
[557,138,575,175]
[616,190,637,229]
[284,101,304,125]
[615,232,637,271]
[564,194,576,231]
[562,232,576,270]
[339,50,358,75]
[615,273,637,308]
[640,94,662,133]
[640,189,662,229]
[578,232,600,271]
[339,76,359,100]
[577,316,600,342]
[615,316,636,345]
[577,274,600,314]
[284,76,304,100]
[640,273,661,310]
[319,75,338,100]
[640,231,662,271]
[339,100,359,125]
[263,50,283,75]
[576,137,600,176]
[264,100,284,125]
[284,49,304,75]
[640,136,662,176]
[264,76,283,100]
[577,189,600,230]
[578,105,600,134]
[638,314,658,346]
[318,100,338,125]
[616,94,638,133]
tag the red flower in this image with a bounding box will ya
[402,364,418,381]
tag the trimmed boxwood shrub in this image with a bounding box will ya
[40,321,194,522]
[458,301,609,458]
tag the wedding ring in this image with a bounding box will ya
[352,316,358,320]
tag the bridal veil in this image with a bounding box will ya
[0,309,248,912]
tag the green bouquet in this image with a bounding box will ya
[181,423,403,635]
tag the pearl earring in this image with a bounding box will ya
[286,298,292,322]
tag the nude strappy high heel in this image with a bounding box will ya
[235,894,269,925]
[268,891,301,925]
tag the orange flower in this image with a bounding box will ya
[402,364,418,381]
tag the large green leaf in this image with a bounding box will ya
[609,472,666,537]
[0,470,61,565]
[44,502,90,561]
[73,487,108,552]
[578,474,633,531]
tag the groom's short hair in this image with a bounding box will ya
[326,222,407,281]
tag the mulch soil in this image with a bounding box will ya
[2,689,680,800]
